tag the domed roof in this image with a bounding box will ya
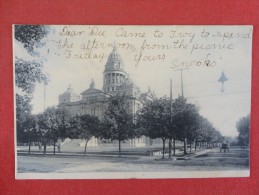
[61,84,78,97]
[59,84,81,103]
[104,46,124,71]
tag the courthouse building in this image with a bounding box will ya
[58,46,155,146]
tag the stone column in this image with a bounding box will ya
[120,74,123,83]
[116,73,118,84]
[113,73,115,84]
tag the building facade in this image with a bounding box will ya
[58,46,155,146]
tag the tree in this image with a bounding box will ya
[212,130,223,147]
[16,94,32,143]
[100,94,135,157]
[18,115,40,154]
[15,25,50,55]
[137,97,171,158]
[174,97,200,155]
[15,25,50,143]
[36,113,49,154]
[195,116,215,149]
[168,96,190,157]
[15,57,47,95]
[236,114,250,147]
[71,114,100,156]
[37,107,71,155]
[15,25,50,96]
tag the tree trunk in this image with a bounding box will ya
[195,140,197,151]
[189,142,192,152]
[84,139,88,156]
[28,139,31,155]
[43,139,46,155]
[169,139,172,159]
[184,138,187,155]
[53,141,56,155]
[162,139,165,159]
[173,139,176,156]
[58,143,61,152]
[38,141,42,152]
[119,140,121,157]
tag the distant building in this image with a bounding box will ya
[58,46,155,146]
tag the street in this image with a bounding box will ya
[17,146,249,173]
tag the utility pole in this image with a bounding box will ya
[173,68,187,98]
[169,78,176,157]
[174,68,188,155]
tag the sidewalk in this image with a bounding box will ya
[178,148,216,160]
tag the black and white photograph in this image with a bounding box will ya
[14,25,252,179]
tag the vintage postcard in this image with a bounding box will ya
[14,25,252,179]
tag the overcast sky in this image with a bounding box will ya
[15,25,252,137]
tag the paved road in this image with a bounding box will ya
[17,147,249,173]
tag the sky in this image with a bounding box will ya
[14,25,252,137]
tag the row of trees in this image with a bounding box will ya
[17,95,134,156]
[17,94,223,158]
[136,96,223,158]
